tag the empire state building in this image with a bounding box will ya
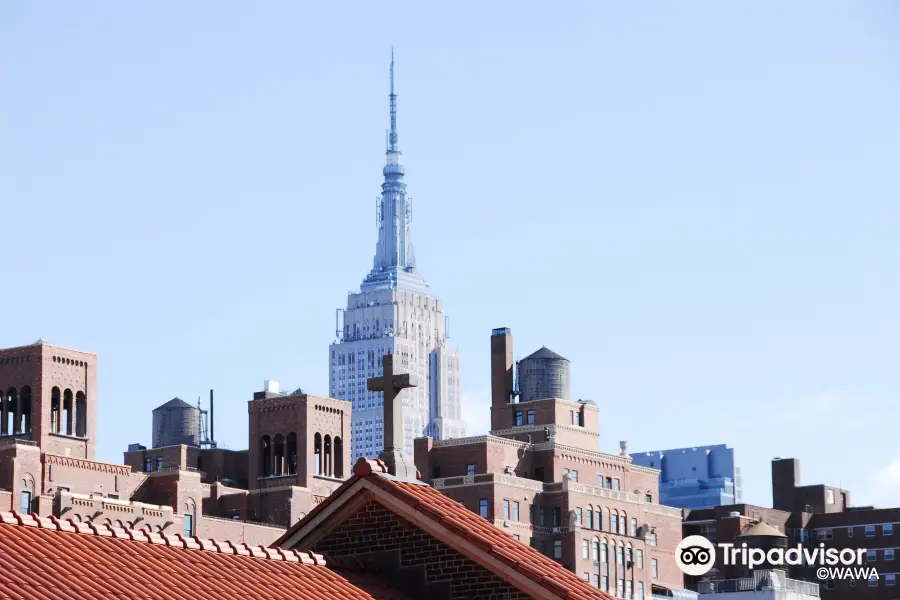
[329,54,466,460]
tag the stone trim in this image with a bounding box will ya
[44,453,130,476]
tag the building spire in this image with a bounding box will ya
[388,47,399,154]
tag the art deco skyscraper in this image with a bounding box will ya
[329,53,466,460]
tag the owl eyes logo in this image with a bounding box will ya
[676,536,717,576]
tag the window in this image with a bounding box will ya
[884,524,894,536]
[611,513,618,534]
[144,458,152,473]
[513,501,520,522]
[605,476,612,488]
[887,574,896,586]
[571,470,578,482]
[885,549,895,560]
[636,549,643,568]
[868,576,878,587]
[626,580,632,599]
[637,581,645,599]
[582,573,589,582]
[19,490,31,514]
[817,529,833,540]
[183,513,194,537]
[592,539,599,560]
[515,411,523,426]
[619,514,626,535]
[479,499,488,518]
[513,534,520,541]
[848,527,854,537]
[601,575,608,591]
[616,579,624,598]
[526,410,535,425]
[592,574,599,588]
[156,456,163,472]
[823,580,834,590]
[650,530,657,546]
[539,506,546,526]
[625,547,632,566]
[593,509,601,530]
[866,525,876,537]
[530,505,535,524]
[826,489,835,504]
[553,540,562,559]
[563,468,569,478]
[467,464,476,476]
[867,550,876,562]
[630,518,638,536]
[651,559,658,578]
[645,493,652,503]
[570,410,574,424]
[107,494,119,500]
[601,542,608,563]
[575,507,582,525]
[598,474,605,487]
[613,478,620,491]
[503,500,510,520]
[553,507,561,527]
[616,545,623,565]
[582,539,589,559]
[586,508,593,530]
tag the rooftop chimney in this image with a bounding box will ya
[490,328,514,430]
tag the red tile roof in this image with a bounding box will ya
[279,458,616,600]
[0,512,405,600]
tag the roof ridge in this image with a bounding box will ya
[0,512,326,566]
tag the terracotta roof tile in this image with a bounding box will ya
[361,477,616,600]
[0,512,392,600]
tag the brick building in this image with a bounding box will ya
[412,328,687,598]
[0,341,293,545]
[682,457,899,599]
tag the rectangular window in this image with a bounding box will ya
[582,539,589,558]
[826,489,835,504]
[817,529,833,540]
[526,410,535,425]
[886,549,895,560]
[617,579,624,598]
[156,456,163,472]
[571,470,578,482]
[611,515,618,534]
[553,507,561,527]
[630,518,637,537]
[867,550,876,562]
[598,474,604,487]
[637,581,645,599]
[866,525,876,537]
[513,501,520,522]
[847,527,854,537]
[650,531,657,546]
[144,457,152,473]
[652,559,658,578]
[601,542,607,563]
[467,464,476,476]
[570,410,574,424]
[19,491,31,514]
[530,505,535,524]
[613,478,621,491]
[868,576,878,587]
[626,580,632,599]
[183,513,193,537]
[601,575,608,591]
[106,494,119,500]
[515,411,523,426]
[575,507,582,525]
[592,539,599,561]
[553,540,562,559]
[513,534,520,541]
[616,546,623,565]
[503,500,510,520]
[592,574,599,588]
[582,572,589,582]
[606,476,612,489]
[884,524,894,536]
[563,468,569,478]
[479,499,489,518]
[636,549,643,568]
[619,515,626,534]
[539,507,546,527]
[645,493,652,503]
[887,574,896,586]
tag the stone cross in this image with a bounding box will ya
[367,353,419,479]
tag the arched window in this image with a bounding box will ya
[314,433,322,476]
[619,511,627,536]
[334,436,344,478]
[601,539,609,563]
[611,510,619,534]
[323,435,332,477]
[594,506,602,531]
[260,435,272,477]
[286,433,298,475]
[63,388,73,435]
[592,537,600,561]
[19,387,31,434]
[586,505,594,530]
[74,391,87,437]
[184,500,196,537]
[6,388,18,434]
[51,387,61,434]
[273,434,285,476]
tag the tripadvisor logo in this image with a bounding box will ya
[676,536,717,576]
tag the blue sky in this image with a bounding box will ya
[2,2,899,508]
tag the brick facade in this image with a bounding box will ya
[313,500,532,600]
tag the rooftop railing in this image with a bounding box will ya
[695,570,819,597]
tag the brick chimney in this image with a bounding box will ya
[490,328,515,431]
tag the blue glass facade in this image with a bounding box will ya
[630,444,741,510]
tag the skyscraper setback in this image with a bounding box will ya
[329,53,466,460]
